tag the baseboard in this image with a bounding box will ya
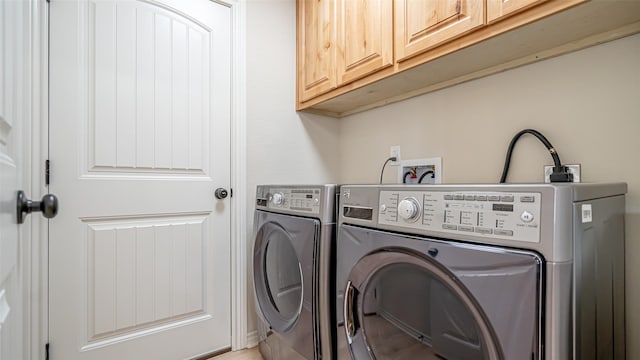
[246,330,259,348]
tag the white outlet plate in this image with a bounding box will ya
[544,164,581,183]
[398,158,443,184]
[390,145,401,165]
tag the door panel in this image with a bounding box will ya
[395,0,484,62]
[298,0,336,102]
[86,216,206,341]
[50,1,231,359]
[89,1,210,173]
[0,1,27,359]
[336,0,393,85]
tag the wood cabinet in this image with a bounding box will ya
[297,0,336,102]
[395,0,484,63]
[296,0,640,116]
[336,0,393,84]
[487,0,548,23]
[297,0,393,103]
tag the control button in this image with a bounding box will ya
[475,227,493,234]
[454,194,464,200]
[500,195,514,202]
[476,195,487,201]
[458,225,474,232]
[442,224,457,230]
[444,194,454,200]
[488,195,500,201]
[495,229,514,236]
[398,197,421,222]
[380,204,387,213]
[520,211,534,223]
[271,192,284,206]
[464,195,475,201]
[314,198,320,204]
[520,196,535,203]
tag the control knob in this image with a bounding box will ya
[398,197,421,222]
[521,210,534,223]
[271,192,285,206]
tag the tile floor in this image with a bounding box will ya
[209,347,263,360]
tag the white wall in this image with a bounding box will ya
[245,0,340,336]
[339,33,640,358]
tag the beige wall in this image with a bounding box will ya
[246,0,340,336]
[339,33,640,358]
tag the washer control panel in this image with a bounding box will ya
[379,190,541,242]
[259,187,321,214]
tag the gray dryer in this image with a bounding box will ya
[336,183,626,360]
[253,185,336,360]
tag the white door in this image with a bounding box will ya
[49,0,232,359]
[0,2,27,360]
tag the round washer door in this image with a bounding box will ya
[252,211,319,342]
[254,222,304,332]
[343,250,502,360]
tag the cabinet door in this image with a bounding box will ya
[395,0,484,62]
[487,0,548,23]
[336,0,393,85]
[298,0,336,102]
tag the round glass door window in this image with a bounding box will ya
[346,252,500,360]
[256,224,304,329]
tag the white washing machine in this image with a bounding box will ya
[336,183,626,359]
[253,185,336,360]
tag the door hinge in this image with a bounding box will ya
[45,342,50,360]
[45,160,50,186]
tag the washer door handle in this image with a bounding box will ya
[344,281,357,343]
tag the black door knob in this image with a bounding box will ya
[215,188,229,199]
[16,191,59,224]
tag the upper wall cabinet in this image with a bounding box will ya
[297,0,394,103]
[487,0,548,24]
[336,0,393,84]
[296,0,640,116]
[395,0,484,63]
[298,0,336,102]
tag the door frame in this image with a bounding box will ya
[27,0,248,358]
[26,1,49,359]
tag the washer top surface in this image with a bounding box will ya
[338,183,626,262]
[256,184,337,222]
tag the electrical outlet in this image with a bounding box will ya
[398,158,443,184]
[544,164,581,183]
[389,145,401,165]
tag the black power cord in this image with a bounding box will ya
[500,129,573,183]
[380,157,397,184]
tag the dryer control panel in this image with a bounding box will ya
[379,190,541,243]
[257,187,322,215]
